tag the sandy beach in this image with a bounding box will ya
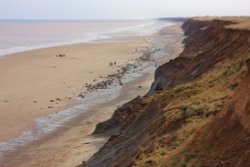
[2,67,155,167]
[0,23,183,167]
[0,38,149,141]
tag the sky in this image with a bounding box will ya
[0,0,250,20]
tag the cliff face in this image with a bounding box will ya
[163,20,250,166]
[81,19,250,167]
[149,19,249,93]
[166,59,250,167]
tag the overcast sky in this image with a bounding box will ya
[1,0,250,20]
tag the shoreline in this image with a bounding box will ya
[0,23,184,167]
[0,20,172,58]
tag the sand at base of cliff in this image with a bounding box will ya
[0,38,149,141]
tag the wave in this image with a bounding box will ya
[0,33,110,58]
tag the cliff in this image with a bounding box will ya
[166,56,250,167]
[79,18,250,167]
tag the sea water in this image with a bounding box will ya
[0,20,172,57]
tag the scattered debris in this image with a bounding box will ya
[78,94,85,98]
[56,98,61,101]
[56,54,66,58]
[84,142,90,145]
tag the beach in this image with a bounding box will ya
[0,22,183,167]
[0,38,149,141]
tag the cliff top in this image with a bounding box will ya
[193,17,250,30]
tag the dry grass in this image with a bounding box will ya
[132,51,248,167]
[193,17,250,30]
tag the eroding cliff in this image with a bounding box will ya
[167,58,250,167]
[149,19,249,94]
[80,18,250,167]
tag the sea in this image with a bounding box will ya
[0,20,172,57]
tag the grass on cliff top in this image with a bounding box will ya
[132,58,247,167]
[193,17,250,31]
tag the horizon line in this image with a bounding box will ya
[0,17,192,22]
